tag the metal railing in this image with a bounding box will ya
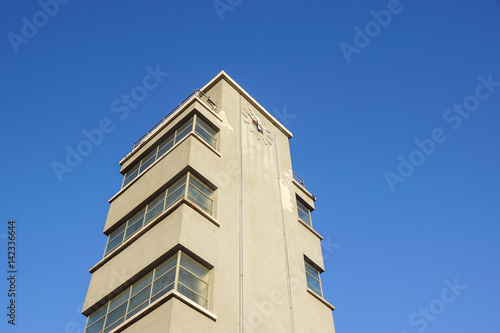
[133,90,217,149]
[293,171,305,187]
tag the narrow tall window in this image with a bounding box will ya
[84,251,210,333]
[305,261,323,297]
[122,115,218,188]
[297,199,312,226]
[104,173,214,256]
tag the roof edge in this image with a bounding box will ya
[200,70,293,139]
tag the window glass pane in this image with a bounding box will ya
[108,290,129,312]
[180,254,209,282]
[87,304,107,326]
[128,285,151,314]
[165,184,186,209]
[175,118,194,143]
[126,161,139,173]
[167,175,187,195]
[152,268,176,297]
[154,255,177,278]
[125,218,142,240]
[145,192,166,224]
[131,272,153,297]
[195,118,217,147]
[151,282,174,303]
[297,201,310,214]
[104,303,126,331]
[139,150,157,173]
[298,210,311,225]
[305,263,322,296]
[196,118,216,137]
[188,184,212,213]
[297,200,308,212]
[159,133,175,149]
[305,263,319,279]
[177,283,208,308]
[179,267,209,298]
[123,174,136,188]
[297,201,311,225]
[189,176,212,197]
[105,232,125,255]
[124,163,139,177]
[177,117,194,134]
[126,300,149,319]
[105,224,125,255]
[108,224,126,242]
[157,134,174,157]
[195,124,216,147]
[123,165,139,187]
[307,282,322,296]
[125,208,145,239]
[297,206,310,219]
[148,192,165,211]
[85,317,105,333]
[129,208,146,227]
[306,273,321,292]
[151,254,178,301]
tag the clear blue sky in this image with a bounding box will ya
[1,0,499,332]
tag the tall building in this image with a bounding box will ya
[81,71,336,333]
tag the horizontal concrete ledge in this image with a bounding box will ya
[298,218,323,240]
[307,288,335,311]
[292,179,316,202]
[102,290,217,333]
[109,132,221,204]
[89,201,220,274]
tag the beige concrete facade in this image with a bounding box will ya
[82,71,335,333]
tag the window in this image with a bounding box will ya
[305,261,323,297]
[122,115,217,188]
[104,173,214,256]
[297,199,312,226]
[85,251,210,333]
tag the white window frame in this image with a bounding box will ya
[85,251,210,333]
[105,172,215,257]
